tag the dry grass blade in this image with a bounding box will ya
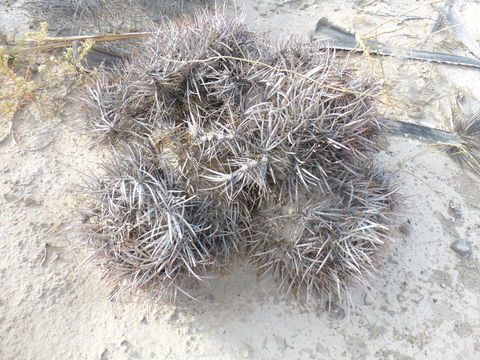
[24,0,208,36]
[0,33,152,56]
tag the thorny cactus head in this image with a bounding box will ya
[79,146,243,299]
[249,172,396,303]
[79,10,397,303]
[447,110,480,176]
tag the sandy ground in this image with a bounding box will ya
[1,0,479,359]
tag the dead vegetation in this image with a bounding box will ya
[25,0,210,35]
[0,23,91,145]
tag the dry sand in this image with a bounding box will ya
[0,0,479,359]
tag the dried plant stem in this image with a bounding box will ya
[0,32,151,56]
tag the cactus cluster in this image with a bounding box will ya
[79,11,396,302]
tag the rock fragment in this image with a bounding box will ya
[450,239,472,257]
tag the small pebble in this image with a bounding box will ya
[99,349,109,360]
[120,340,131,353]
[24,197,40,207]
[450,239,472,257]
